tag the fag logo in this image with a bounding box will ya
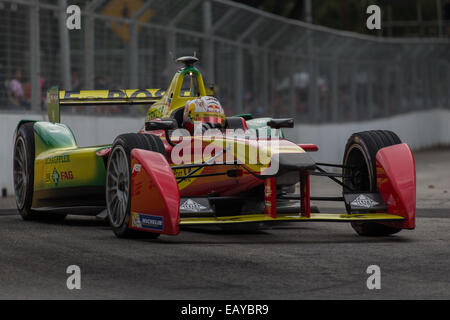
[351,194,379,208]
[180,199,207,212]
[50,168,74,185]
[61,171,74,181]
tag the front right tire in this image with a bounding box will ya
[343,130,402,236]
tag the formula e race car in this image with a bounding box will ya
[13,56,415,238]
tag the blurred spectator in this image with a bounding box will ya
[0,65,5,107]
[23,77,46,110]
[23,82,31,101]
[71,68,81,91]
[9,69,29,109]
[95,76,108,90]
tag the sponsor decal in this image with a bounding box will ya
[207,104,220,113]
[45,154,70,164]
[173,167,205,187]
[351,194,379,208]
[132,164,142,174]
[47,167,74,185]
[132,212,163,231]
[61,171,74,181]
[64,89,165,100]
[147,107,164,120]
[131,213,140,228]
[52,167,60,185]
[180,199,207,212]
[264,184,272,198]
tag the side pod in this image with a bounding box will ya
[129,149,180,235]
[376,143,416,229]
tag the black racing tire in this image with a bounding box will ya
[14,122,36,220]
[106,133,166,239]
[343,130,402,236]
[14,123,67,221]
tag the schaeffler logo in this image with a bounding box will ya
[169,122,281,175]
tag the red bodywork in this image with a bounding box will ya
[139,130,267,197]
[264,178,277,218]
[376,143,416,229]
[300,171,311,218]
[298,144,318,152]
[129,149,180,235]
[123,130,415,235]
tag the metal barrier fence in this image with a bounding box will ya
[0,0,449,123]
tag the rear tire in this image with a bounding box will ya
[14,123,66,221]
[343,130,402,236]
[106,133,166,239]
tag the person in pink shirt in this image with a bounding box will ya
[9,69,26,108]
[10,69,31,109]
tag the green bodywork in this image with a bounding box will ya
[31,122,107,195]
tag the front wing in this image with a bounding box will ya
[179,212,405,226]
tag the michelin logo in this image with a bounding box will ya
[132,213,163,231]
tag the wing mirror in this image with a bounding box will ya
[145,119,178,146]
[267,118,294,129]
[145,119,177,131]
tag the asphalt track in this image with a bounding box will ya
[0,149,449,299]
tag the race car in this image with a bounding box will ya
[13,56,415,238]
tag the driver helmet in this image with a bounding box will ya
[183,96,225,132]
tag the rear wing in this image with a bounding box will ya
[46,87,164,123]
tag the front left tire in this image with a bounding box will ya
[106,133,166,238]
[14,123,35,220]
